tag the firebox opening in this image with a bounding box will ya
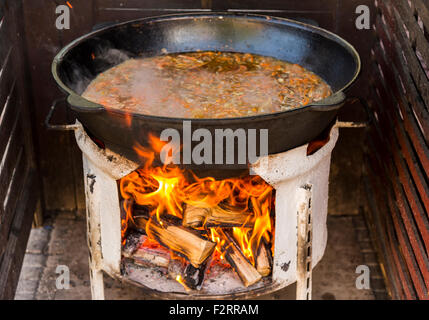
[117,165,276,295]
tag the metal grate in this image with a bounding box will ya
[364,0,429,300]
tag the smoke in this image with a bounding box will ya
[96,48,131,66]
[126,61,194,118]
[69,44,132,95]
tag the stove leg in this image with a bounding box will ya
[89,264,105,300]
[83,156,106,300]
[296,185,313,300]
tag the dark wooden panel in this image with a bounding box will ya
[370,52,429,253]
[391,0,429,109]
[0,52,15,116]
[0,170,38,300]
[388,191,428,299]
[385,213,417,300]
[58,1,96,215]
[365,160,415,299]
[0,0,39,299]
[0,12,12,66]
[21,0,93,213]
[364,0,429,300]
[377,1,429,143]
[0,120,24,209]
[414,0,429,31]
[369,64,429,285]
[372,16,429,217]
[368,103,429,297]
[95,0,205,24]
[94,0,341,36]
[363,165,405,299]
[328,0,375,215]
[361,101,406,298]
[0,145,27,260]
[22,0,83,211]
[372,16,429,179]
[228,0,336,31]
[0,82,19,157]
[228,0,334,11]
[371,61,429,252]
[98,0,203,9]
[365,108,428,299]
[96,8,335,30]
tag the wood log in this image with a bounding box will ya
[183,257,211,290]
[218,229,262,287]
[208,206,253,228]
[167,256,211,290]
[133,248,170,269]
[182,204,253,228]
[182,205,210,228]
[167,258,187,280]
[122,232,145,257]
[125,235,171,268]
[133,216,216,268]
[255,240,272,277]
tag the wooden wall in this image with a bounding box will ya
[22,0,374,215]
[0,0,39,299]
[364,0,429,300]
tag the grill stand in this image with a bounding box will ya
[73,120,339,300]
[85,186,316,300]
[77,123,139,300]
[85,185,315,301]
[296,186,313,300]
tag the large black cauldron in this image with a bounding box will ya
[52,13,360,168]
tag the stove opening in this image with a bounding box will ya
[117,144,275,295]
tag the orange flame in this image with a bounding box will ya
[176,275,191,292]
[120,136,274,266]
[210,227,227,260]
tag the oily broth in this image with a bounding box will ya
[82,51,332,118]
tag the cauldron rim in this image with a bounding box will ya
[51,11,361,122]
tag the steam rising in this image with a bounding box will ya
[81,52,332,118]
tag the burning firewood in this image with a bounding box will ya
[132,245,170,268]
[167,258,210,290]
[218,229,262,287]
[133,216,216,268]
[167,253,212,290]
[182,204,253,228]
[255,240,273,277]
[209,206,253,228]
[122,232,145,257]
[181,205,210,228]
[124,234,170,268]
[183,257,211,290]
[167,258,187,280]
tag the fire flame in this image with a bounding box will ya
[176,275,191,292]
[120,135,274,267]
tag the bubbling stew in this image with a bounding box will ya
[82,51,332,119]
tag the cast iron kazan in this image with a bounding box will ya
[51,13,360,168]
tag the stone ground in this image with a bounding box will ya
[14,213,388,300]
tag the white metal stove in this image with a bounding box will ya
[73,120,339,300]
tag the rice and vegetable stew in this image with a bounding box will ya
[82,51,332,118]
